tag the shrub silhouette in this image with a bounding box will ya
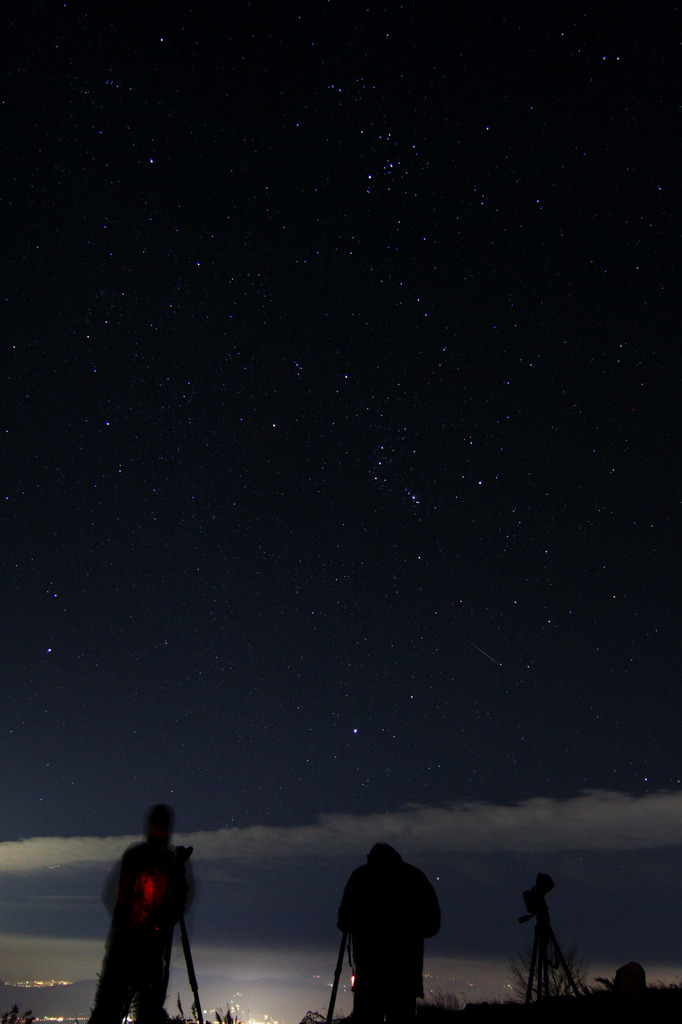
[1,1008,35,1024]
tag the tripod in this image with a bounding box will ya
[518,873,580,1004]
[167,846,204,1024]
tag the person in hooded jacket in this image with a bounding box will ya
[89,804,192,1024]
[337,843,440,1023]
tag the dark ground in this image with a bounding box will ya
[418,986,682,1020]
[306,984,682,1023]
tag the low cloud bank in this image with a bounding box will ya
[2,790,682,875]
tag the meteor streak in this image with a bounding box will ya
[460,635,502,666]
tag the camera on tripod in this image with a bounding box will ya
[516,872,580,1003]
[520,872,554,923]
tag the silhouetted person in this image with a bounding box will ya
[337,843,441,1024]
[89,804,192,1024]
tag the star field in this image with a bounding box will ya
[2,2,680,853]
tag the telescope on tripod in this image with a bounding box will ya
[519,873,581,1004]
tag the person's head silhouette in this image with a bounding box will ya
[366,843,402,868]
[145,803,173,847]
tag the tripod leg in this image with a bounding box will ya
[162,925,175,1009]
[326,932,348,1024]
[540,941,548,1000]
[547,926,581,997]
[525,927,540,1004]
[179,915,204,1024]
[530,926,549,1002]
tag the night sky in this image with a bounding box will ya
[2,3,681,1021]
